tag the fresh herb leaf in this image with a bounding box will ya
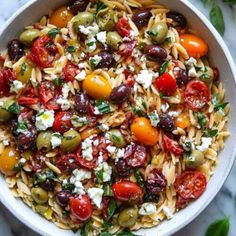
[96,168,104,184]
[147,30,158,36]
[223,0,236,5]
[96,1,107,13]
[7,102,20,114]
[99,233,112,236]
[134,170,145,188]
[48,28,60,38]
[63,183,75,191]
[103,184,113,196]
[107,198,117,220]
[117,231,140,236]
[196,112,206,128]
[67,46,76,53]
[212,94,228,115]
[33,173,47,185]
[199,73,211,80]
[13,162,23,172]
[204,217,230,236]
[90,58,96,71]
[20,63,27,76]
[95,100,111,114]
[17,120,28,131]
[210,2,225,35]
[131,106,143,117]
[87,41,95,47]
[53,78,62,87]
[160,60,170,75]
[142,101,147,110]
[208,129,218,137]
[81,222,90,236]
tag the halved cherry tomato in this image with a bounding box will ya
[56,154,78,174]
[80,128,99,140]
[53,111,72,133]
[31,35,55,68]
[175,195,190,209]
[18,86,38,106]
[155,73,177,96]
[50,6,74,28]
[112,181,143,201]
[131,117,158,146]
[184,80,210,110]
[174,171,207,199]
[63,61,78,82]
[116,17,131,37]
[119,40,137,58]
[0,69,16,97]
[175,113,191,129]
[76,147,98,170]
[124,143,147,167]
[180,34,208,59]
[163,134,183,156]
[70,195,93,221]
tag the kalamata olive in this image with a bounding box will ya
[75,93,90,114]
[176,69,189,87]
[69,0,90,14]
[56,190,71,207]
[144,45,167,62]
[132,9,152,29]
[17,132,36,151]
[146,169,167,195]
[158,114,175,134]
[96,52,115,69]
[110,84,130,105]
[166,11,187,29]
[41,179,55,191]
[115,159,131,177]
[8,39,24,61]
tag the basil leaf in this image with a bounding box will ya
[204,217,230,236]
[20,62,27,76]
[134,170,145,188]
[17,120,28,131]
[67,46,76,53]
[212,93,228,115]
[96,168,103,184]
[48,28,60,38]
[117,232,140,236]
[33,172,46,185]
[103,184,113,196]
[107,198,117,220]
[63,183,75,191]
[53,78,62,87]
[210,3,225,35]
[159,60,170,75]
[96,1,107,13]
[223,0,236,5]
[7,102,20,114]
[81,222,90,236]
[208,129,218,137]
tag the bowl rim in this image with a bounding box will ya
[0,0,236,236]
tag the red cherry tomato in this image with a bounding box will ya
[119,40,137,58]
[125,143,147,167]
[18,86,38,106]
[0,69,16,96]
[174,171,207,199]
[63,61,78,82]
[112,181,143,201]
[76,147,98,170]
[116,17,131,37]
[53,111,72,133]
[70,195,93,221]
[155,73,177,96]
[56,154,78,174]
[175,195,190,209]
[184,80,210,110]
[163,134,183,156]
[31,35,56,68]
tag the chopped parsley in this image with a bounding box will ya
[67,46,76,53]
[17,120,28,133]
[63,183,75,191]
[89,58,97,71]
[48,28,60,38]
[196,112,206,128]
[87,41,95,47]
[52,78,62,87]
[212,93,228,115]
[96,1,107,13]
[207,129,218,137]
[7,102,20,114]
[131,106,143,117]
[159,60,170,75]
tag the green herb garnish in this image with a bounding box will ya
[107,199,117,220]
[48,28,60,38]
[7,102,20,114]
[96,1,107,12]
[159,60,170,75]
[210,2,225,35]
[81,222,90,236]
[196,112,206,128]
[212,93,228,115]
[204,217,230,236]
[208,129,218,137]
[63,183,75,191]
[95,100,111,114]
[134,171,145,188]
[67,46,76,53]
[20,63,27,76]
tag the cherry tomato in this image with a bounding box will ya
[63,61,78,82]
[80,128,99,140]
[176,195,190,209]
[31,35,55,68]
[131,117,158,146]
[0,69,16,97]
[174,171,207,199]
[56,154,78,174]
[39,81,56,104]
[18,97,38,106]
[50,6,74,28]
[155,73,177,96]
[70,195,93,221]
[180,34,208,59]
[119,40,137,58]
[116,17,131,37]
[124,143,147,167]
[0,147,19,176]
[112,181,143,201]
[184,80,210,110]
[163,134,183,156]
[76,147,98,170]
[175,113,191,129]
[83,74,112,100]
[53,111,72,133]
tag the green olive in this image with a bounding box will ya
[149,22,168,44]
[184,150,204,169]
[198,66,214,85]
[107,32,122,50]
[35,205,48,216]
[19,29,42,46]
[97,8,116,31]
[72,12,94,33]
[0,99,15,123]
[36,132,52,151]
[61,129,81,153]
[118,207,138,227]
[108,129,126,148]
[17,62,33,84]
[31,187,48,204]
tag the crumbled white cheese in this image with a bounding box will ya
[106,145,117,154]
[56,97,70,111]
[188,66,198,77]
[185,57,197,66]
[79,23,99,36]
[136,70,153,89]
[86,37,97,53]
[162,206,174,219]
[115,148,125,162]
[73,181,85,195]
[2,139,10,146]
[75,70,86,81]
[19,158,26,164]
[71,115,88,127]
[94,106,100,115]
[196,137,212,152]
[95,162,112,182]
[98,124,109,132]
[36,110,54,131]
[168,111,180,117]
[0,101,4,107]
[51,133,62,149]
[87,187,104,208]
[161,103,170,113]
[130,30,139,37]
[10,80,25,94]
[62,83,70,98]
[148,110,160,127]
[82,136,94,161]
[139,203,157,215]
[96,31,107,45]
[71,169,92,182]
[89,55,102,66]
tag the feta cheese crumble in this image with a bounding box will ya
[3,139,10,146]
[136,70,153,89]
[71,169,92,182]
[106,145,116,154]
[36,110,54,131]
[89,55,102,67]
[115,148,125,162]
[98,124,109,132]
[56,97,70,111]
[95,162,112,182]
[10,80,25,94]
[188,66,198,78]
[148,110,160,127]
[139,203,157,215]
[51,133,62,149]
[62,83,70,98]
[75,70,86,81]
[96,31,107,45]
[161,103,170,113]
[87,187,104,208]
[82,136,94,161]
[162,206,174,219]
[79,23,99,36]
[196,137,212,152]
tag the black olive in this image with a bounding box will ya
[132,9,152,29]
[166,11,187,29]
[8,39,24,61]
[69,0,90,14]
[96,52,115,69]
[110,84,130,105]
[158,114,175,133]
[144,45,167,62]
[75,93,90,114]
[56,190,71,207]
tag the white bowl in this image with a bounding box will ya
[0,0,236,235]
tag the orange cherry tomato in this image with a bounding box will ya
[0,147,19,176]
[180,34,208,59]
[50,6,74,28]
[83,74,112,100]
[80,128,99,140]
[131,117,159,146]
[175,113,191,129]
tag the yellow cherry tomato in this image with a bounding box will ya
[180,34,208,59]
[131,117,159,146]
[17,62,33,84]
[80,128,100,140]
[0,147,19,176]
[83,74,112,100]
[175,113,191,129]
[50,6,74,28]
